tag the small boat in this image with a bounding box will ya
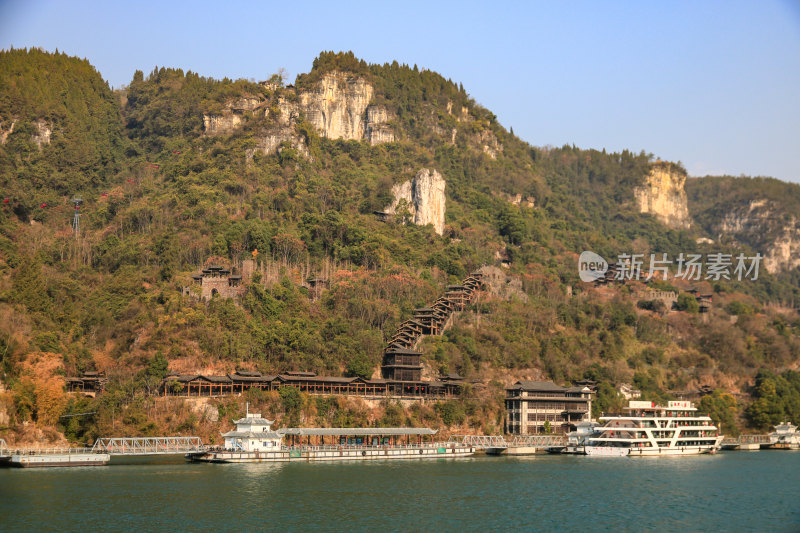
[188,409,475,463]
[769,422,800,450]
[547,420,599,454]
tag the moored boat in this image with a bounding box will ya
[769,422,800,450]
[581,400,723,456]
[547,420,599,454]
[8,449,110,467]
[188,409,475,463]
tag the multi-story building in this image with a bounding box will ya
[505,381,594,435]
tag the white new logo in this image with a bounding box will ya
[579,251,608,282]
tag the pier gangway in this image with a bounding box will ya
[449,435,508,449]
[721,434,771,450]
[92,436,204,455]
[510,435,567,447]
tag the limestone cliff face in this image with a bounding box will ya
[478,265,528,302]
[203,95,264,135]
[299,73,373,140]
[385,168,446,235]
[245,130,309,162]
[225,72,396,157]
[365,105,395,145]
[444,100,503,157]
[718,199,800,274]
[634,163,691,229]
[0,119,16,144]
[203,113,242,134]
[32,119,51,149]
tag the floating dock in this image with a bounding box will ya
[9,449,110,468]
[721,434,771,451]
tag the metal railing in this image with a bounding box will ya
[6,447,97,456]
[92,436,204,455]
[722,434,771,445]
[0,438,8,456]
[449,435,508,448]
[510,435,567,447]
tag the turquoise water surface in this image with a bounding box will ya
[1,452,798,532]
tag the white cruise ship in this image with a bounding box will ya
[582,400,723,456]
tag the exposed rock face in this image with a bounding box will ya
[299,73,374,140]
[246,129,309,161]
[203,95,264,135]
[32,119,51,149]
[478,265,528,302]
[634,163,691,229]
[252,74,395,156]
[365,105,394,145]
[498,192,535,208]
[204,113,242,134]
[473,129,502,159]
[385,168,447,235]
[718,199,800,274]
[0,119,16,144]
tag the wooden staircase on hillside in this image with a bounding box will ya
[380,271,484,381]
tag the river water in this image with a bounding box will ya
[1,451,798,532]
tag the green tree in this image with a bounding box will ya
[345,354,374,380]
[146,351,169,379]
[698,390,739,437]
[676,293,700,313]
[280,386,302,426]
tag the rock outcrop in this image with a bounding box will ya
[299,73,373,140]
[385,168,446,235]
[718,199,800,274]
[32,119,51,149]
[246,130,309,161]
[224,73,396,158]
[634,162,691,229]
[0,119,16,144]
[203,95,264,135]
[478,265,528,302]
[365,105,395,145]
[203,113,243,134]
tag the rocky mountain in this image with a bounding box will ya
[0,49,798,443]
[687,176,800,275]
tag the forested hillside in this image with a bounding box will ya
[0,49,798,444]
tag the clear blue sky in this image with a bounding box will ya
[2,0,799,182]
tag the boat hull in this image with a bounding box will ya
[189,445,475,463]
[627,446,717,456]
[583,446,630,457]
[9,453,110,468]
